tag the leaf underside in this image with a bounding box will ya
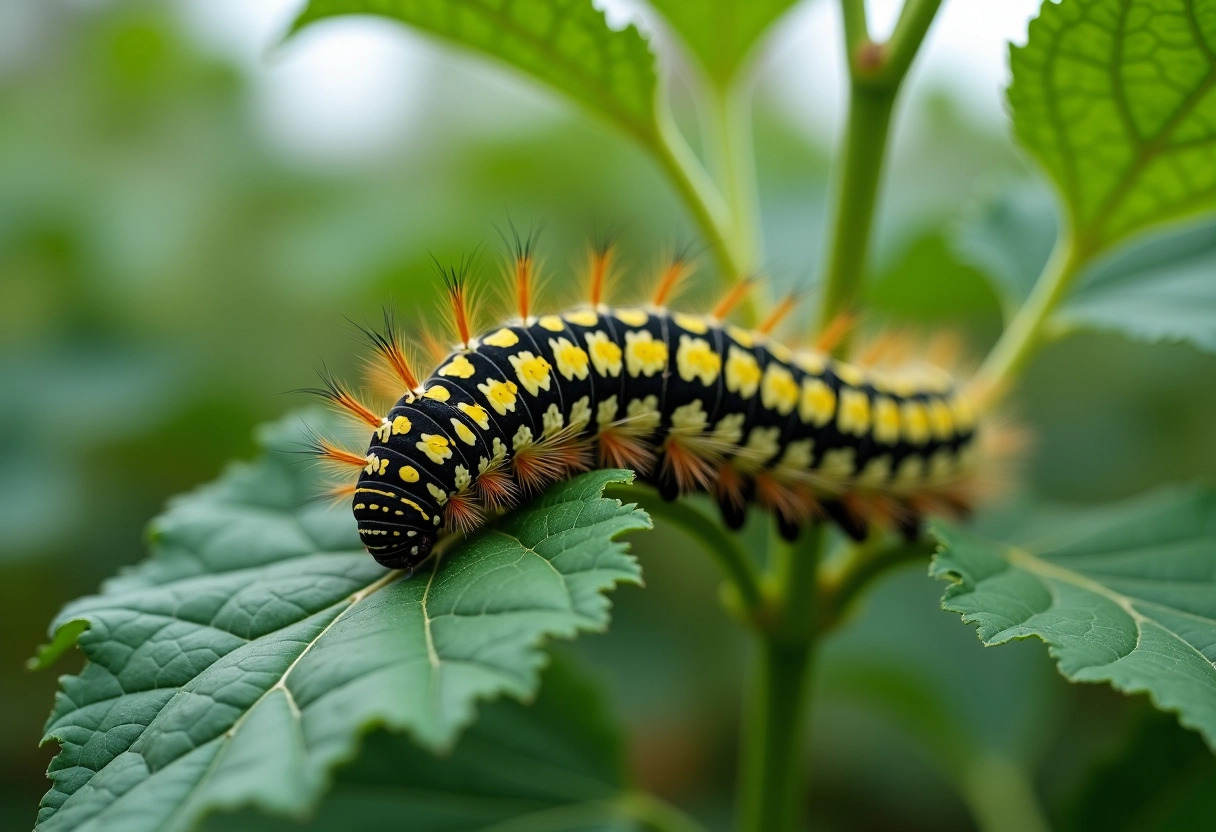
[932,485,1216,751]
[1009,0,1216,253]
[291,0,659,142]
[34,413,647,832]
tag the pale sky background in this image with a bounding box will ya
[173,0,1044,165]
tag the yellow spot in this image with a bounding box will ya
[374,421,391,442]
[872,397,901,445]
[585,330,623,377]
[399,465,419,483]
[615,308,648,327]
[427,482,449,505]
[901,401,931,445]
[834,362,865,387]
[626,395,661,430]
[565,309,599,327]
[819,447,856,479]
[928,398,955,441]
[542,403,564,436]
[548,336,590,381]
[712,413,746,444]
[670,399,707,433]
[760,363,799,416]
[451,418,477,445]
[391,415,412,436]
[725,345,761,398]
[454,465,471,492]
[624,330,668,377]
[513,424,534,450]
[363,453,390,476]
[793,351,826,375]
[477,378,519,415]
[727,326,754,348]
[858,456,891,486]
[799,378,836,427]
[569,396,592,429]
[780,439,814,470]
[508,350,553,395]
[928,450,955,484]
[596,395,619,426]
[744,426,780,462]
[952,396,977,432]
[837,389,871,436]
[423,385,450,402]
[673,312,708,334]
[438,354,476,379]
[416,433,453,464]
[483,328,519,348]
[457,402,490,430]
[676,335,721,386]
[768,342,792,363]
[490,436,507,463]
[896,455,925,487]
[537,315,565,332]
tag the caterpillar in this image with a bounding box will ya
[309,238,987,571]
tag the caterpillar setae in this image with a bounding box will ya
[309,237,991,571]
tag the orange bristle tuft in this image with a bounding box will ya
[302,366,383,429]
[434,254,478,347]
[443,491,485,534]
[586,238,617,307]
[354,308,420,394]
[711,277,756,320]
[597,426,657,475]
[754,473,816,526]
[512,445,566,493]
[476,465,518,511]
[856,330,907,368]
[926,331,964,371]
[417,322,450,367]
[311,437,368,470]
[499,220,543,321]
[661,438,716,493]
[759,291,800,335]
[713,462,747,510]
[651,254,695,308]
[814,312,856,354]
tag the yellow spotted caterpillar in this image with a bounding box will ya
[310,238,986,570]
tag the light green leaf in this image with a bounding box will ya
[204,659,650,832]
[955,181,1216,351]
[648,0,800,86]
[931,485,1216,750]
[1009,0,1216,254]
[290,0,659,142]
[34,413,647,832]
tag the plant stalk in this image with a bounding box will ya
[975,237,1085,397]
[737,526,823,832]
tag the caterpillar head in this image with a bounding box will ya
[352,476,437,570]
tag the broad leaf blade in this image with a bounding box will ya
[35,414,648,832]
[1009,0,1216,254]
[290,0,659,142]
[932,486,1216,750]
[954,181,1216,352]
[648,0,799,85]
[205,660,640,832]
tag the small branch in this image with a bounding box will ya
[652,110,750,288]
[608,485,765,620]
[703,80,762,280]
[817,536,934,633]
[973,236,1086,400]
[879,0,945,86]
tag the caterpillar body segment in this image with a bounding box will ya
[342,299,981,570]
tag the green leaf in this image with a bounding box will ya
[931,485,1216,751]
[34,413,647,832]
[955,181,1216,352]
[647,0,799,86]
[1009,0,1216,254]
[290,0,659,142]
[203,659,647,832]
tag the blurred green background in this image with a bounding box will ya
[5,1,1216,830]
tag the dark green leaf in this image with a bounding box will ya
[34,413,647,832]
[291,0,659,142]
[204,660,645,832]
[1009,0,1216,253]
[648,0,800,85]
[932,485,1216,750]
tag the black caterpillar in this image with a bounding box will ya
[312,244,981,570]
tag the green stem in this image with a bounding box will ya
[975,236,1086,396]
[817,0,944,342]
[817,536,934,633]
[737,526,824,832]
[653,110,747,285]
[704,80,762,276]
[607,485,764,618]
